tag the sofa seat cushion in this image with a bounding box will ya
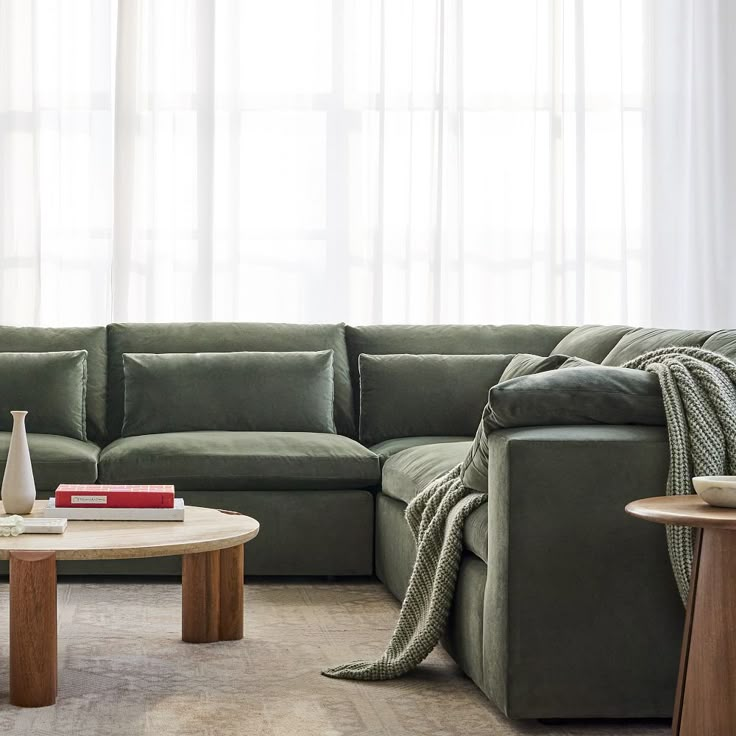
[370,436,471,464]
[99,431,381,490]
[0,433,99,491]
[381,441,472,506]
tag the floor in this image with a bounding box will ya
[0,579,670,736]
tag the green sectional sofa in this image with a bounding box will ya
[2,320,733,719]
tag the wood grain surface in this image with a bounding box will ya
[626,495,736,529]
[9,550,57,707]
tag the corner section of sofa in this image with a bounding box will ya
[483,424,683,719]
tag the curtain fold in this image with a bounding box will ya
[647,0,736,330]
[0,0,730,328]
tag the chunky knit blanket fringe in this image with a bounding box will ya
[623,346,736,604]
[322,465,485,680]
[323,346,736,681]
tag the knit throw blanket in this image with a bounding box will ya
[323,346,736,680]
[623,346,736,603]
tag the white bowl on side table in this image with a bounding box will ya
[692,476,736,508]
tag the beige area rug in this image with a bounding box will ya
[0,579,669,736]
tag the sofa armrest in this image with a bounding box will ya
[484,424,684,719]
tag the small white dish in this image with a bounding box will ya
[692,476,736,508]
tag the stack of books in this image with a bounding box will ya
[44,485,185,521]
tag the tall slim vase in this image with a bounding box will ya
[1,411,36,514]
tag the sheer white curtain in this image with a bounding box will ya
[647,0,736,330]
[0,0,694,328]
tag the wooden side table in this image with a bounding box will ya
[626,495,736,735]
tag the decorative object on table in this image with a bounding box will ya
[44,497,185,521]
[54,484,175,508]
[1,410,36,514]
[692,476,736,508]
[0,515,67,534]
[0,514,24,536]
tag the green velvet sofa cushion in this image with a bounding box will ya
[702,330,736,361]
[462,353,566,492]
[0,326,106,443]
[370,436,471,464]
[0,350,88,440]
[498,353,569,381]
[461,364,665,492]
[358,353,512,446]
[0,433,99,491]
[107,322,355,439]
[346,324,574,412]
[122,350,336,436]
[488,365,665,428]
[601,327,711,365]
[552,325,634,363]
[381,440,471,506]
[99,431,380,490]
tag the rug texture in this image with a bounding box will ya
[0,579,668,736]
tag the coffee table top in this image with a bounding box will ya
[0,501,259,560]
[626,495,736,530]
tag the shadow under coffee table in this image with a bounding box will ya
[0,500,260,708]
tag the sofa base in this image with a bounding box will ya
[2,489,375,577]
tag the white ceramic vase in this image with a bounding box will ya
[1,411,36,514]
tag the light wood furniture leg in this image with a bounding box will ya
[9,550,57,708]
[218,544,244,641]
[182,550,220,643]
[675,528,736,734]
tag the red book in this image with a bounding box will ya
[54,484,175,509]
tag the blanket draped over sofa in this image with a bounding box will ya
[324,346,736,680]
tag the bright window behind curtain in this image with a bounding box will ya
[0,0,644,326]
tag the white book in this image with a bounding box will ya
[44,497,185,521]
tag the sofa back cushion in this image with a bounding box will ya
[552,325,634,363]
[0,326,106,443]
[702,331,736,361]
[107,322,354,439]
[346,324,574,413]
[602,327,712,366]
[122,350,336,436]
[0,350,88,440]
[358,353,513,445]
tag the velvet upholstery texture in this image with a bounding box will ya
[369,436,470,464]
[497,353,570,381]
[462,353,567,493]
[0,433,99,491]
[107,322,355,438]
[345,323,574,411]
[483,425,682,718]
[99,431,380,490]
[381,440,472,505]
[27,488,374,576]
[552,324,633,362]
[0,350,88,440]
[488,365,665,429]
[122,350,336,436]
[0,326,106,443]
[358,353,512,445]
[702,330,736,360]
[601,327,711,365]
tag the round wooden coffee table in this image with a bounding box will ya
[626,495,736,736]
[0,500,259,708]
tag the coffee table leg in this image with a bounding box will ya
[675,528,736,734]
[9,551,57,707]
[182,550,220,643]
[218,545,244,641]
